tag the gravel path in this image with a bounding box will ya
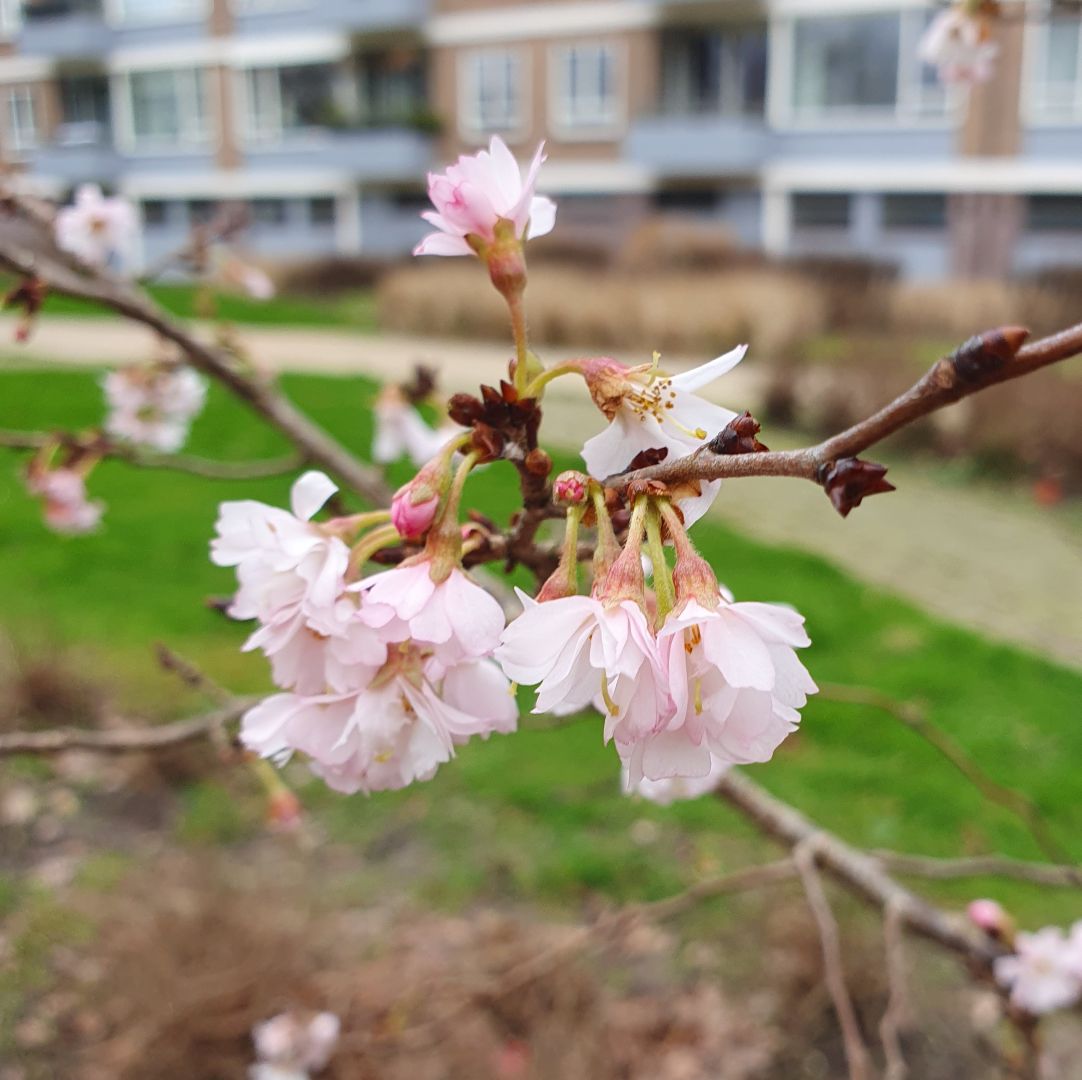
[4,317,1079,669]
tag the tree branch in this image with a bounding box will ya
[0,698,254,757]
[0,211,388,505]
[0,428,304,480]
[872,851,1082,888]
[607,324,1082,501]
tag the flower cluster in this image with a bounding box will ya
[497,492,816,787]
[213,470,516,794]
[102,363,207,453]
[55,183,136,267]
[24,463,102,535]
[250,1011,340,1080]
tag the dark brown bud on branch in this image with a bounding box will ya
[950,327,1029,383]
[818,457,896,517]
[708,411,769,456]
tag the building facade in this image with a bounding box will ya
[3,0,1081,277]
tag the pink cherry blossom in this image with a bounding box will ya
[102,365,206,453]
[623,593,815,785]
[241,654,517,795]
[623,752,730,805]
[579,346,746,527]
[495,589,672,741]
[919,7,998,85]
[994,924,1082,1015]
[414,136,557,257]
[55,183,136,267]
[251,1010,340,1080]
[359,561,506,672]
[26,468,103,535]
[967,898,1013,938]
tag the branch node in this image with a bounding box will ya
[818,457,896,517]
[950,327,1029,384]
[707,411,770,456]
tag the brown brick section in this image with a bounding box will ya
[209,0,234,37]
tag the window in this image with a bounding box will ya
[391,190,430,212]
[116,0,203,22]
[551,42,620,132]
[244,64,334,142]
[309,197,335,225]
[251,198,288,226]
[661,27,767,116]
[1027,195,1082,232]
[129,69,209,147]
[4,85,36,153]
[0,0,22,36]
[358,50,426,124]
[792,193,851,229]
[188,199,216,224]
[792,13,900,115]
[653,188,719,213]
[1030,16,1082,119]
[142,200,169,227]
[882,193,946,230]
[460,49,524,136]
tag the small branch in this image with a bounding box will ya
[820,682,1076,869]
[795,839,873,1080]
[714,771,999,966]
[154,643,231,705]
[638,858,798,920]
[607,324,1081,503]
[880,900,911,1080]
[872,851,1082,888]
[0,698,254,758]
[0,216,388,505]
[0,428,304,480]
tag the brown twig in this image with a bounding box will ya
[607,324,1082,504]
[880,900,911,1080]
[0,428,304,480]
[714,771,999,966]
[0,698,254,757]
[794,838,874,1080]
[872,851,1082,888]
[820,682,1076,869]
[154,643,232,705]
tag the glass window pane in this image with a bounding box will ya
[1027,195,1082,231]
[882,193,946,229]
[792,193,851,228]
[131,71,180,141]
[792,13,900,113]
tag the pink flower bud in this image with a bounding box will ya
[968,899,1014,939]
[266,788,302,833]
[553,470,588,506]
[391,481,440,540]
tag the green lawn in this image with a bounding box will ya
[1,362,1080,925]
[21,280,379,331]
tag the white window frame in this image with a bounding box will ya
[106,0,207,24]
[548,40,625,139]
[0,0,22,38]
[235,62,337,147]
[231,0,311,11]
[771,7,957,130]
[1022,14,1082,125]
[118,68,212,153]
[3,84,36,154]
[457,47,529,142]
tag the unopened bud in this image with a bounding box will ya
[267,788,302,833]
[391,481,440,540]
[967,898,1015,941]
[553,471,588,506]
[524,447,552,477]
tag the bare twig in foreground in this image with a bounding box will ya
[0,698,254,757]
[880,900,912,1080]
[795,839,873,1080]
[872,851,1082,889]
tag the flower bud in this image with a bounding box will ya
[392,481,440,540]
[553,471,588,506]
[267,787,302,833]
[967,898,1015,941]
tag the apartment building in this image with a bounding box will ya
[2,0,1081,278]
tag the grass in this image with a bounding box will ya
[1,362,1081,926]
[19,280,379,331]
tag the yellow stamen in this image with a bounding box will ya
[693,678,704,716]
[599,675,620,717]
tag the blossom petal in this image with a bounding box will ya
[413,231,473,257]
[526,195,557,239]
[290,470,337,521]
[669,344,748,393]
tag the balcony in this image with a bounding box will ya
[231,0,428,36]
[18,1,112,58]
[31,121,121,185]
[627,113,772,177]
[243,125,433,181]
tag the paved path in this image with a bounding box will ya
[3,316,1079,669]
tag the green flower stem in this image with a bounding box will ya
[645,501,676,624]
